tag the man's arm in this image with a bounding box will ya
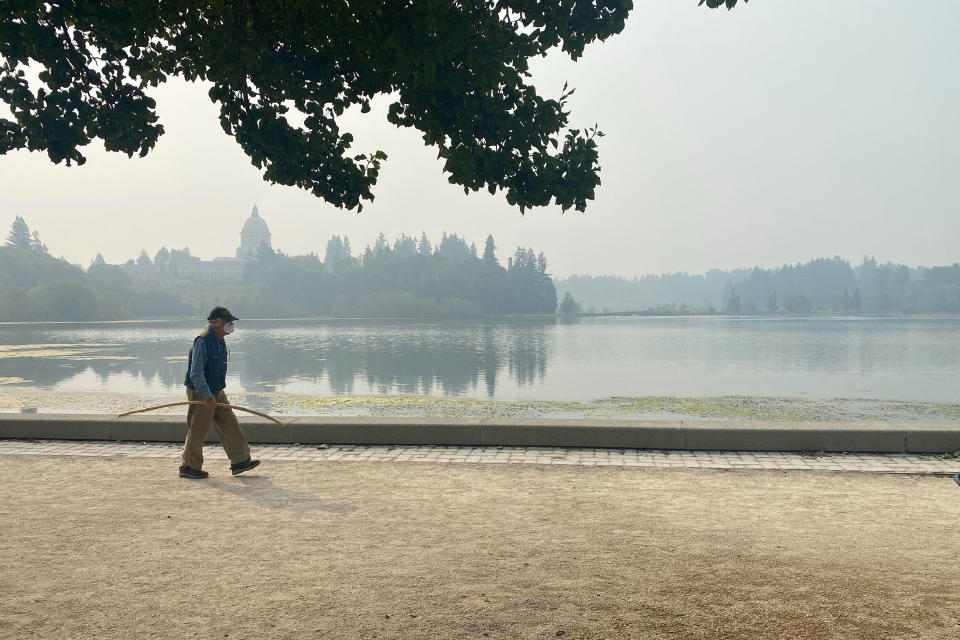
[189,340,215,401]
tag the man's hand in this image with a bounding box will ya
[205,396,218,409]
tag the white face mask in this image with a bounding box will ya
[223,321,236,335]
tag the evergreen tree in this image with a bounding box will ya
[373,233,390,254]
[767,290,778,312]
[324,235,346,264]
[438,233,472,260]
[153,247,170,268]
[418,233,432,256]
[536,252,556,313]
[512,247,527,270]
[482,235,497,266]
[30,229,48,254]
[152,247,170,276]
[393,234,417,257]
[6,215,31,249]
[541,271,558,314]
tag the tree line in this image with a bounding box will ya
[9,213,959,320]
[227,231,557,318]
[1,217,191,320]
[560,256,960,315]
[1,217,556,321]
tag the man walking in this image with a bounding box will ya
[179,306,260,479]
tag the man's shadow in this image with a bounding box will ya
[205,475,358,514]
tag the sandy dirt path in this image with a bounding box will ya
[1,456,958,639]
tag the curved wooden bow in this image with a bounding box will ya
[118,401,284,426]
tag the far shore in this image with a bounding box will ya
[4,312,960,325]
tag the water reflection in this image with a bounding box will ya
[3,317,960,402]
[0,319,555,398]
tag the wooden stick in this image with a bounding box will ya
[118,401,285,426]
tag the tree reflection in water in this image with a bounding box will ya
[0,319,555,399]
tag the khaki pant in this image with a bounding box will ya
[181,389,251,470]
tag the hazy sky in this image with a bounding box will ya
[1,0,958,278]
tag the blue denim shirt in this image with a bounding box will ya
[188,339,214,399]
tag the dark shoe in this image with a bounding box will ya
[178,466,209,479]
[231,459,260,475]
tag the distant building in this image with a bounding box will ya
[236,204,272,260]
[179,256,246,281]
[178,205,273,281]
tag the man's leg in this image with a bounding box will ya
[211,391,251,465]
[181,389,214,470]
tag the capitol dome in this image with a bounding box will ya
[236,204,272,260]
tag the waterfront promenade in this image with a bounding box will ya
[2,438,960,474]
[2,441,959,639]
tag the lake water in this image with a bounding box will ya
[1,316,959,403]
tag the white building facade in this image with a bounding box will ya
[178,205,273,281]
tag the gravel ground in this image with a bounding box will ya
[1,456,959,639]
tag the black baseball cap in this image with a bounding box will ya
[207,306,239,322]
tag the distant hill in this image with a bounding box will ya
[558,257,960,315]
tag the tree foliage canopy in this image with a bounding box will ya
[5,214,48,253]
[698,0,747,9]
[0,228,559,320]
[1,1,737,213]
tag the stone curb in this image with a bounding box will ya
[1,414,959,453]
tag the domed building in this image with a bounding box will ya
[236,204,272,260]
[177,205,274,281]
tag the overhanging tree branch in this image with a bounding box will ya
[0,1,743,212]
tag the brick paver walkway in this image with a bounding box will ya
[2,439,959,475]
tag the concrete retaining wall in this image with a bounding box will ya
[1,413,959,453]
